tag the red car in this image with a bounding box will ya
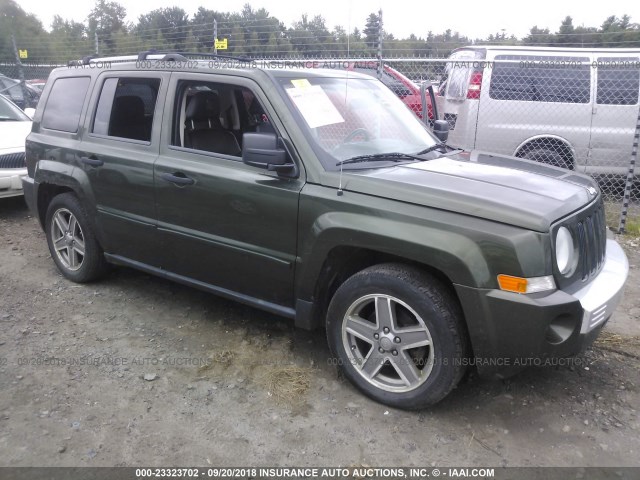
[344,62,434,121]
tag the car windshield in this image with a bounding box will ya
[0,95,30,121]
[276,75,438,170]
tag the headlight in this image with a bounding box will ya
[555,226,576,275]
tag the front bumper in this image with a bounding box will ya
[0,168,27,198]
[455,238,629,378]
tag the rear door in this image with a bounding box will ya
[435,48,484,150]
[78,71,170,265]
[587,54,640,175]
[153,72,304,308]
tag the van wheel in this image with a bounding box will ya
[45,193,108,283]
[326,263,468,409]
[521,148,571,170]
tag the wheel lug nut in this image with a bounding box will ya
[351,345,356,350]
[378,347,384,353]
[373,333,379,339]
[383,327,389,333]
[392,350,398,356]
[394,337,401,343]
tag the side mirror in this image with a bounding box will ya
[242,132,297,176]
[24,107,35,119]
[432,120,449,143]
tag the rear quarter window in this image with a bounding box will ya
[596,57,640,105]
[42,77,91,133]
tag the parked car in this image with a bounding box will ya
[26,78,48,92]
[22,53,628,409]
[436,46,640,174]
[0,94,31,198]
[0,75,41,110]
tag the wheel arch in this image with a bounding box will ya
[34,160,97,230]
[513,134,576,168]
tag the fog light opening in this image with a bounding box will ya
[545,314,578,345]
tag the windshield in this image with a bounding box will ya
[0,95,30,121]
[276,75,439,170]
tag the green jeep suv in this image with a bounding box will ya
[21,53,629,409]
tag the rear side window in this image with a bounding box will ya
[490,55,590,104]
[92,77,160,142]
[596,57,640,105]
[41,77,91,132]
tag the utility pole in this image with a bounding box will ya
[377,9,383,79]
[95,32,99,55]
[213,19,218,54]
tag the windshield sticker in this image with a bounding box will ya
[290,78,312,89]
[286,85,345,129]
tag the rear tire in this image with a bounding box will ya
[45,193,108,283]
[326,263,468,409]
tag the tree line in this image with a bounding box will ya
[1,0,639,64]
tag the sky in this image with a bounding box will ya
[15,0,640,40]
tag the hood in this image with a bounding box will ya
[337,151,599,232]
[0,121,32,153]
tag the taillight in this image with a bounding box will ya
[467,71,483,99]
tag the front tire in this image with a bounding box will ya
[45,193,108,283]
[326,263,468,409]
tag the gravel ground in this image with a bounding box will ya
[0,195,639,467]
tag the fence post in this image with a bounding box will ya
[377,9,383,80]
[10,34,28,99]
[214,19,218,54]
[618,106,640,234]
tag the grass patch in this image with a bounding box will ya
[604,201,640,235]
[266,365,311,404]
[594,331,640,349]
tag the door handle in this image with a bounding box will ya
[160,172,195,186]
[80,156,103,167]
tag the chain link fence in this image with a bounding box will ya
[1,55,638,234]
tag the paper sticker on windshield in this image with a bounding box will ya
[291,79,312,89]
[286,85,344,129]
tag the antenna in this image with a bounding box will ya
[338,0,353,197]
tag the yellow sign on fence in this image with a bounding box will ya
[214,39,228,50]
[18,49,28,59]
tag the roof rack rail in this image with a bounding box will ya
[173,52,251,62]
[67,51,252,66]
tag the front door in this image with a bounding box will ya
[154,73,304,308]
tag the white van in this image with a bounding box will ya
[436,46,640,174]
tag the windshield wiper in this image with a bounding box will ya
[336,152,425,167]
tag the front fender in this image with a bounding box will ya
[295,185,552,302]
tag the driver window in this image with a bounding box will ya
[172,81,273,157]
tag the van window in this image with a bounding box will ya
[490,55,590,104]
[596,57,640,105]
[41,77,91,133]
[92,77,160,142]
